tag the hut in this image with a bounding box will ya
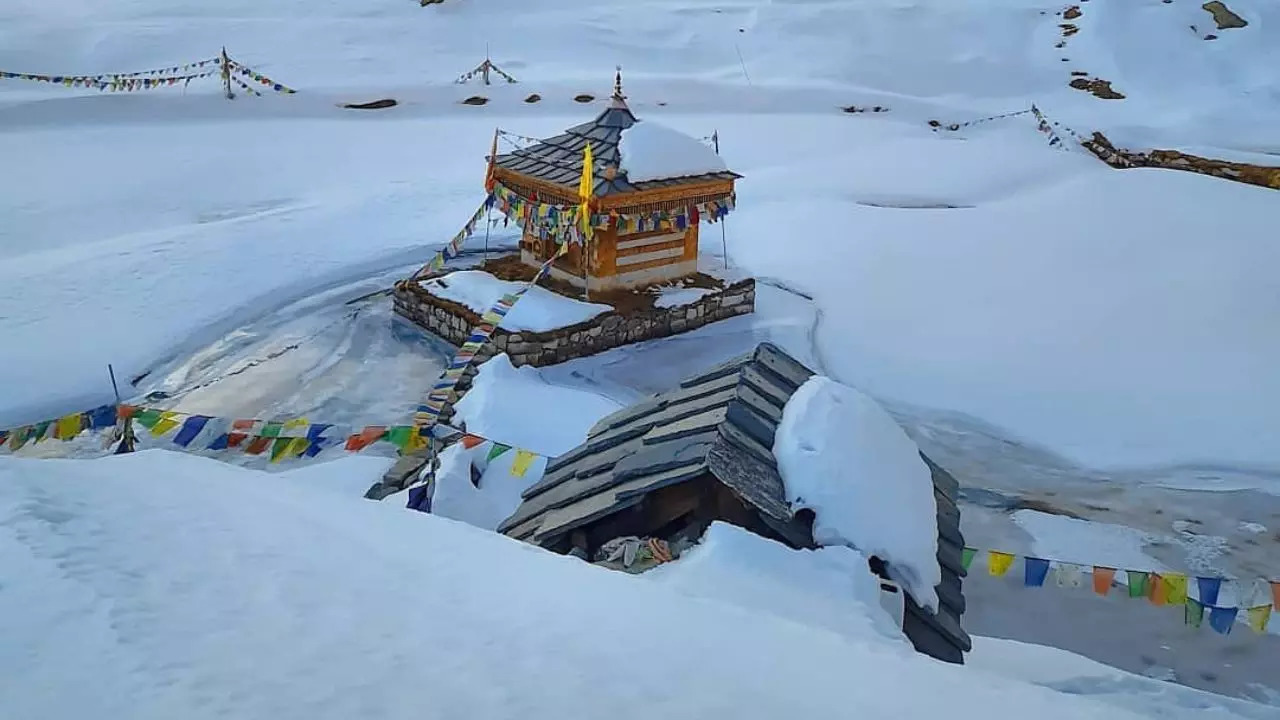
[497,342,972,665]
[490,70,739,292]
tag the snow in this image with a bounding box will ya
[618,120,728,183]
[1013,509,1167,575]
[970,637,1276,720]
[419,270,611,332]
[653,285,714,309]
[431,353,622,529]
[647,521,909,647]
[0,450,1158,720]
[774,375,942,611]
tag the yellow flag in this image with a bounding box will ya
[288,436,311,458]
[988,551,1015,577]
[510,449,537,478]
[1162,573,1189,605]
[578,143,594,239]
[283,417,309,430]
[55,413,82,440]
[150,411,181,437]
[1246,605,1271,634]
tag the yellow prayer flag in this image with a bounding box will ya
[988,551,1015,577]
[283,417,309,430]
[578,143,594,239]
[510,449,537,478]
[1163,573,1189,605]
[150,411,181,437]
[55,413,82,440]
[1246,605,1271,634]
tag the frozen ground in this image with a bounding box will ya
[3,0,1279,712]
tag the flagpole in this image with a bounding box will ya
[713,130,729,269]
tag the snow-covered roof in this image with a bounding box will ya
[498,342,971,664]
[492,93,739,196]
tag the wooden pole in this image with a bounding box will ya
[713,130,729,269]
[107,364,121,404]
[220,47,234,100]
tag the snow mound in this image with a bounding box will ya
[0,450,1154,720]
[420,270,611,332]
[1013,509,1167,575]
[774,375,941,611]
[647,521,909,647]
[433,353,622,529]
[618,120,728,183]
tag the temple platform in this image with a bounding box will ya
[393,254,755,368]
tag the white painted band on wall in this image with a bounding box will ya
[615,246,685,267]
[616,231,684,251]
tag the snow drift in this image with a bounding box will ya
[0,450,1153,720]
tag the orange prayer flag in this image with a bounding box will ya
[232,419,256,430]
[118,404,138,420]
[460,434,485,450]
[1272,581,1280,610]
[244,436,272,455]
[226,432,248,448]
[1092,567,1116,596]
[344,426,386,452]
[1149,574,1168,606]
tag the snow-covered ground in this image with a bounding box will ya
[3,0,1279,713]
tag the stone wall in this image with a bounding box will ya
[1083,132,1280,191]
[393,275,756,371]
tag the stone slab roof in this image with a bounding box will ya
[493,103,739,196]
[497,342,972,663]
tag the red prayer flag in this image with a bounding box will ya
[460,434,485,450]
[244,436,271,455]
[344,426,387,452]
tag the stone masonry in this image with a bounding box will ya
[393,275,756,370]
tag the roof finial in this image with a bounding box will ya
[613,65,625,101]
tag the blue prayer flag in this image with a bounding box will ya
[1208,606,1238,635]
[1197,577,1222,606]
[173,416,211,447]
[1024,557,1050,587]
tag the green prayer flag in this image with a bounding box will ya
[270,437,293,462]
[386,426,413,450]
[487,443,512,461]
[134,409,162,429]
[1185,598,1205,629]
[961,548,976,571]
[260,421,283,438]
[1127,570,1149,598]
[33,420,52,441]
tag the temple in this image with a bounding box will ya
[490,70,739,292]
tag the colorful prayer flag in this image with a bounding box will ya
[1197,577,1222,606]
[1185,598,1205,629]
[1055,563,1084,589]
[1149,574,1168,606]
[486,443,512,462]
[1208,606,1237,635]
[150,411,181,437]
[1024,557,1050,587]
[460,434,485,450]
[1246,605,1271,634]
[988,551,1014,577]
[1271,581,1279,610]
[510,449,537,478]
[1092,567,1116,596]
[1127,571,1149,598]
[1163,573,1189,605]
[173,416,211,447]
[54,413,83,440]
[961,547,976,571]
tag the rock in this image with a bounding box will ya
[524,93,542,103]
[1202,1,1247,29]
[573,93,595,103]
[462,96,489,106]
[343,98,397,110]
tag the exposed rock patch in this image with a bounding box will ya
[462,95,489,105]
[1202,1,1247,29]
[1070,76,1125,99]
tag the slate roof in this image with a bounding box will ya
[493,98,740,196]
[497,342,972,664]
